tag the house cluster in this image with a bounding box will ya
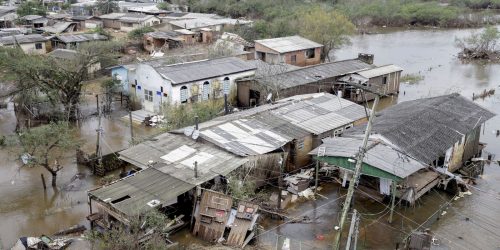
[2,1,494,247]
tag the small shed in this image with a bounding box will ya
[226,201,259,247]
[193,190,233,242]
[254,35,323,67]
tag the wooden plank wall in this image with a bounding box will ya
[193,190,233,242]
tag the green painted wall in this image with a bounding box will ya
[314,156,402,182]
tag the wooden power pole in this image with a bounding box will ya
[333,95,379,250]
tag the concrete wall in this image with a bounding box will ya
[20,41,47,54]
[292,135,313,169]
[111,66,130,93]
[102,19,121,29]
[132,64,172,113]
[254,43,321,67]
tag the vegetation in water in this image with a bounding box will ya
[401,73,424,84]
[456,26,500,61]
[15,122,79,187]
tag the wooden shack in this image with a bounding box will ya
[193,190,233,242]
[226,201,259,247]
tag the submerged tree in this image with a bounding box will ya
[18,122,78,187]
[298,6,355,62]
[456,26,500,60]
[0,41,123,120]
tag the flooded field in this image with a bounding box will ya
[2,27,500,249]
[256,27,500,249]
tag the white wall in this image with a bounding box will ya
[20,42,46,54]
[170,70,256,104]
[120,17,161,32]
[133,64,172,112]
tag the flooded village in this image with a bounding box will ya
[1,0,500,249]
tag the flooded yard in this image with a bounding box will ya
[0,102,159,249]
[1,26,500,249]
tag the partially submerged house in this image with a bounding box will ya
[338,64,403,102]
[129,57,257,112]
[312,93,495,204]
[88,132,248,228]
[237,57,374,107]
[50,33,107,49]
[254,35,323,67]
[0,34,48,54]
[191,93,368,172]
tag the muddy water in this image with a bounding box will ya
[257,27,500,249]
[0,104,158,249]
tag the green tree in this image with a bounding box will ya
[93,0,119,14]
[17,122,78,187]
[455,26,500,59]
[16,1,47,17]
[0,41,123,120]
[128,27,155,40]
[298,7,355,61]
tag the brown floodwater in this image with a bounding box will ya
[0,102,159,249]
[256,27,500,249]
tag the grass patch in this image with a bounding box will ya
[401,73,424,84]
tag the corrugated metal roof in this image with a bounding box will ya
[89,168,194,216]
[48,49,78,60]
[118,132,248,185]
[168,17,251,30]
[55,33,107,43]
[98,12,127,20]
[310,137,426,179]
[356,64,403,79]
[119,13,156,23]
[346,94,496,164]
[255,35,323,53]
[199,93,366,155]
[39,22,75,34]
[257,59,374,89]
[0,34,47,45]
[272,93,367,134]
[154,57,256,84]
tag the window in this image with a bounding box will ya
[223,77,230,95]
[35,43,43,50]
[202,81,210,100]
[382,76,388,84]
[297,140,304,150]
[291,55,297,64]
[306,48,315,59]
[180,86,188,103]
[144,89,153,102]
[333,128,343,137]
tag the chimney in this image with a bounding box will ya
[358,53,374,65]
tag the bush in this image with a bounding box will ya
[127,27,154,40]
[161,99,224,130]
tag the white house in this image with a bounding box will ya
[128,57,256,112]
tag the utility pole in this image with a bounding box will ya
[345,209,358,250]
[334,95,379,250]
[128,110,134,145]
[95,105,103,169]
[277,152,284,210]
[388,182,397,223]
[353,212,360,250]
[315,146,325,196]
